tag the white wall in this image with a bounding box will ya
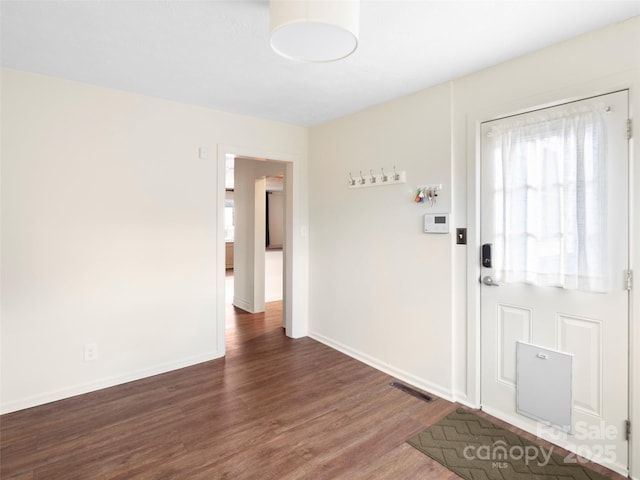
[308,82,455,399]
[308,16,640,477]
[0,69,307,413]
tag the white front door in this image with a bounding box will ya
[480,90,629,474]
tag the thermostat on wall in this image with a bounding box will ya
[424,213,449,234]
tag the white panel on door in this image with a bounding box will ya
[497,304,532,386]
[516,341,573,432]
[558,314,602,417]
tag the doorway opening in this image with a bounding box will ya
[222,153,288,335]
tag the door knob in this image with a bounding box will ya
[482,275,499,286]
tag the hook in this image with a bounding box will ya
[426,187,436,206]
[393,166,400,181]
[348,172,356,186]
[381,168,387,182]
[359,171,366,185]
[369,169,376,184]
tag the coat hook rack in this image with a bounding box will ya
[348,167,406,189]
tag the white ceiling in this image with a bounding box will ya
[2,1,639,127]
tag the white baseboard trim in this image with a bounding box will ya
[453,393,479,410]
[308,330,453,402]
[0,350,223,414]
[233,296,256,313]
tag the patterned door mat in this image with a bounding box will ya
[407,408,612,480]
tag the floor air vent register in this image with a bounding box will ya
[389,382,433,403]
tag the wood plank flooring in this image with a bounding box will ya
[0,302,626,479]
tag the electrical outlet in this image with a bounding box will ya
[84,343,98,361]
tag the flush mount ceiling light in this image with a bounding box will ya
[270,0,360,63]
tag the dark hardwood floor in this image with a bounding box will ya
[0,301,626,479]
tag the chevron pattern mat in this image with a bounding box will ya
[407,408,610,480]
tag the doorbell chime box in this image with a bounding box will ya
[424,213,449,234]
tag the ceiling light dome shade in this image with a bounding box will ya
[270,0,359,63]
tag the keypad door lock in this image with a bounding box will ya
[482,243,493,268]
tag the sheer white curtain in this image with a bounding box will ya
[488,103,608,292]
